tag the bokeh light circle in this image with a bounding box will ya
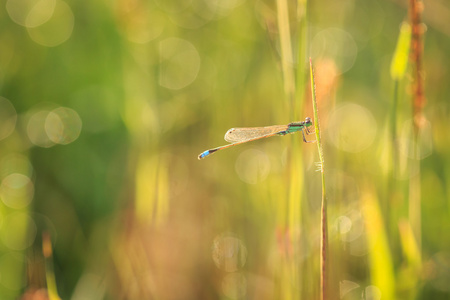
[25,0,56,28]
[336,216,352,235]
[311,28,358,74]
[27,110,55,148]
[0,97,17,141]
[206,0,246,17]
[336,210,364,242]
[398,118,433,160]
[0,173,34,209]
[327,103,377,153]
[26,0,74,47]
[339,280,360,299]
[365,285,382,300]
[168,0,215,29]
[235,149,270,184]
[159,37,201,90]
[6,0,55,27]
[154,0,192,13]
[212,233,247,272]
[45,107,82,144]
[0,212,37,250]
[123,9,165,44]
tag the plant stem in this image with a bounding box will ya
[275,2,304,299]
[295,0,308,120]
[276,0,295,108]
[387,79,399,238]
[390,80,399,179]
[309,58,328,300]
[408,0,425,254]
[43,232,62,300]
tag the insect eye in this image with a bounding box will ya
[305,117,311,123]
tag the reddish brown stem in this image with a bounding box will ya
[409,0,425,133]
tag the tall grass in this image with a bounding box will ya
[3,0,449,299]
[309,58,328,300]
[408,0,426,254]
[43,233,61,300]
[274,0,313,299]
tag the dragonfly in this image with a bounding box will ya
[198,117,314,160]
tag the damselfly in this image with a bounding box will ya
[198,117,314,160]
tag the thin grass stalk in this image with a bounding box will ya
[409,0,426,130]
[390,81,399,181]
[43,233,62,300]
[294,3,310,298]
[408,0,425,253]
[390,21,411,158]
[295,0,308,119]
[385,78,402,250]
[275,1,301,298]
[276,0,295,107]
[309,58,328,300]
[389,21,411,241]
[408,137,422,252]
[388,80,399,233]
[361,190,396,300]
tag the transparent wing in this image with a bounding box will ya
[224,125,287,143]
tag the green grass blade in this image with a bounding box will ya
[390,22,411,80]
[276,0,295,105]
[362,190,396,300]
[309,58,328,300]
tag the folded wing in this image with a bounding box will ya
[224,125,287,143]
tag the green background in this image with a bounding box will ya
[1,0,449,299]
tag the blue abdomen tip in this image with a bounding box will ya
[199,150,210,159]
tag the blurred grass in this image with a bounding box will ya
[0,0,450,299]
[361,189,395,300]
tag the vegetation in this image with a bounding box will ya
[0,0,449,299]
